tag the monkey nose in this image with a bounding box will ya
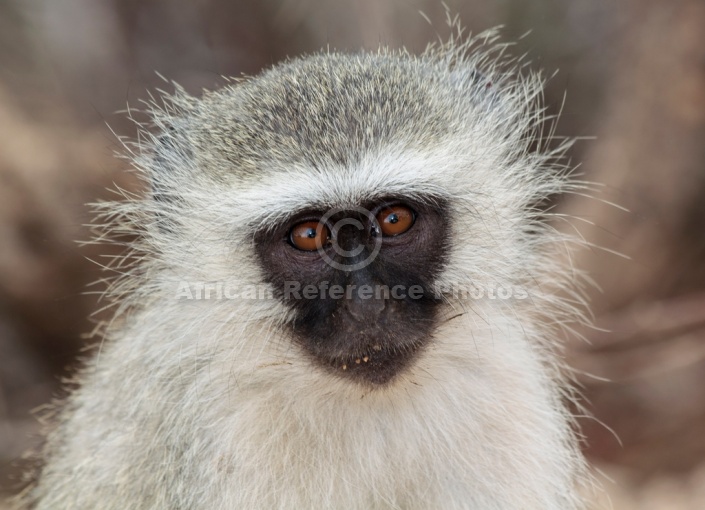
[345,292,386,322]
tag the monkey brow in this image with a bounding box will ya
[243,189,449,237]
[225,159,454,232]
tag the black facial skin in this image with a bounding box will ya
[255,197,449,386]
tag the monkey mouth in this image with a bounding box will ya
[286,285,442,387]
[322,339,426,386]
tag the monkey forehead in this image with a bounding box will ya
[151,52,539,228]
[215,145,461,228]
[184,52,504,176]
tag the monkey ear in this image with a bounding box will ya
[151,132,178,204]
[448,67,493,91]
[149,128,191,232]
[469,69,493,89]
[150,122,197,197]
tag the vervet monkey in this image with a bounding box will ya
[24,31,589,509]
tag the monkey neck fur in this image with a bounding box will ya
[31,296,584,509]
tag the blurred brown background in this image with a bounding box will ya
[0,0,704,508]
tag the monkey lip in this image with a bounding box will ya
[322,339,425,386]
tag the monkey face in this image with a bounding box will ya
[148,53,547,388]
[255,197,449,386]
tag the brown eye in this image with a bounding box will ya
[289,221,330,251]
[376,205,415,237]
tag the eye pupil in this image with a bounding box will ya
[289,221,329,251]
[376,205,415,237]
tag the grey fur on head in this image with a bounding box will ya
[23,27,593,509]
